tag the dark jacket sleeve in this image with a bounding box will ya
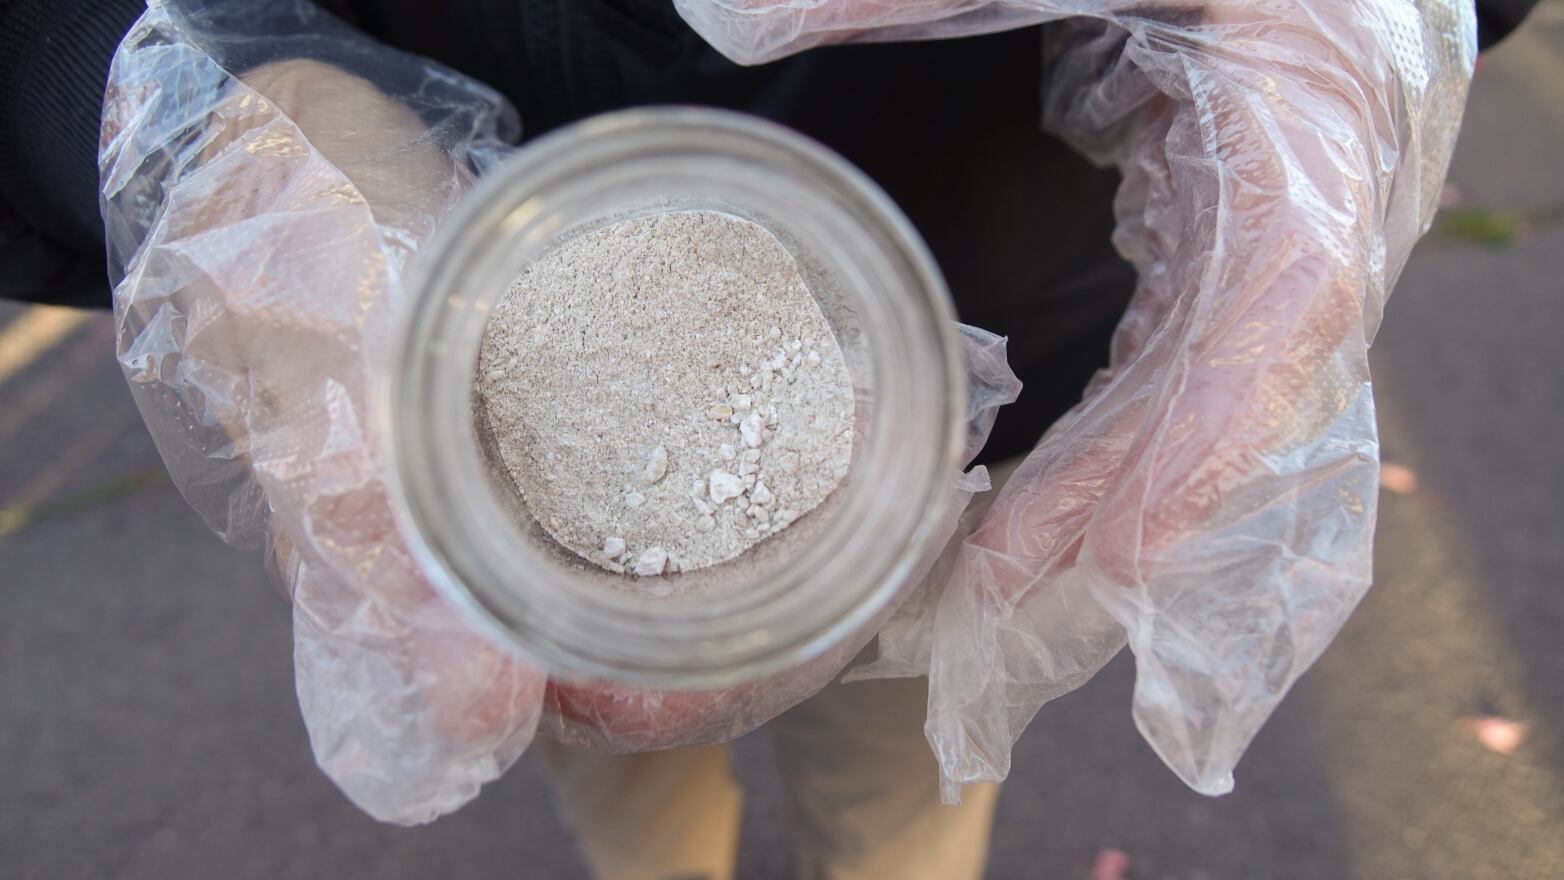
[0,0,147,309]
[1478,0,1541,49]
[0,0,1547,311]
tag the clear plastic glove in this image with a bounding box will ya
[104,4,541,822]
[675,0,1476,797]
[102,0,1018,823]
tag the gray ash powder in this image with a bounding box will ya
[476,210,854,577]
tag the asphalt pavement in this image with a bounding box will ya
[3,11,1562,879]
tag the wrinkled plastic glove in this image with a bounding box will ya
[104,24,544,821]
[676,0,1476,797]
[102,0,1020,822]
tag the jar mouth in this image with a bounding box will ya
[383,107,966,688]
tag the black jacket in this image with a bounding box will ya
[0,0,1539,460]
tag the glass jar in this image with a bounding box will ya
[383,107,966,689]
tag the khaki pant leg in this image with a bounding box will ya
[768,674,1000,880]
[534,740,744,880]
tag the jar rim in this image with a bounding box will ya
[382,107,967,688]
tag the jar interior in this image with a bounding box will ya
[468,197,875,602]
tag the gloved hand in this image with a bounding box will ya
[103,0,1019,822]
[105,23,545,822]
[677,0,1476,797]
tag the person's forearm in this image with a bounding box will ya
[0,0,147,255]
[0,0,147,307]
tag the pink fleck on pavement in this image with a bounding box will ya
[1465,716,1528,755]
[1091,847,1132,880]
